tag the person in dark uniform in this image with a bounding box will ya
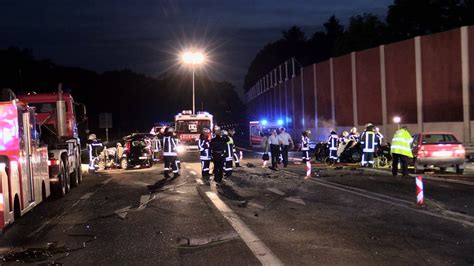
[210,126,229,183]
[162,127,179,178]
[87,133,103,172]
[198,128,211,179]
[228,129,241,168]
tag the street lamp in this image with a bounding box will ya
[393,116,401,129]
[181,50,206,114]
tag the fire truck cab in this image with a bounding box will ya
[0,97,50,230]
[18,88,84,197]
[175,110,213,152]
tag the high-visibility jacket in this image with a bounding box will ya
[163,136,178,156]
[328,134,339,151]
[301,135,310,151]
[360,130,379,153]
[390,129,413,158]
[225,136,234,161]
[198,138,211,160]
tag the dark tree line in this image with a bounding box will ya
[244,0,474,92]
[0,47,243,139]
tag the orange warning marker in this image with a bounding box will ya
[416,176,424,205]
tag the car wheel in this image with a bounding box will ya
[351,151,362,162]
[439,167,447,173]
[324,157,334,167]
[456,165,464,175]
[120,158,129,170]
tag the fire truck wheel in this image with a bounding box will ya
[42,181,47,201]
[53,160,67,198]
[13,195,20,220]
[71,167,80,187]
[64,159,71,193]
[77,165,83,184]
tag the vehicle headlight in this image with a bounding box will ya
[176,145,185,154]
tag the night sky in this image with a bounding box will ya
[0,0,392,91]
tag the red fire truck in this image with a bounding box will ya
[0,92,51,230]
[175,110,213,152]
[18,87,84,197]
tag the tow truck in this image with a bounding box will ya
[175,110,213,152]
[0,90,50,230]
[18,86,85,197]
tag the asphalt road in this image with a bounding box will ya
[0,151,473,265]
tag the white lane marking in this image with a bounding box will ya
[27,220,52,238]
[101,177,113,185]
[205,192,284,265]
[308,179,474,227]
[115,206,132,219]
[190,170,197,175]
[29,176,114,238]
[196,179,204,185]
[248,202,264,209]
[284,197,306,205]
[80,192,95,200]
[137,195,150,211]
[266,188,286,196]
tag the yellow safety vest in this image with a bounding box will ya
[390,129,413,158]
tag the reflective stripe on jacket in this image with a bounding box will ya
[390,129,413,158]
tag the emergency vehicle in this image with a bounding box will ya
[18,87,85,197]
[0,91,51,230]
[175,110,213,152]
[249,120,283,148]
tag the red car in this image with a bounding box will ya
[411,132,465,174]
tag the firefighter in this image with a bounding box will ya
[223,130,234,176]
[173,130,182,171]
[328,130,339,162]
[228,129,240,167]
[360,123,379,167]
[162,127,179,178]
[301,130,311,163]
[390,126,413,177]
[210,126,228,183]
[349,127,360,142]
[198,128,211,179]
[87,133,103,171]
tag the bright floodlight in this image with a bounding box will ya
[181,51,205,65]
[393,116,401,124]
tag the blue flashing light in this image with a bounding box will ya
[277,119,284,126]
[261,120,268,126]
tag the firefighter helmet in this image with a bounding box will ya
[166,127,174,133]
[88,134,97,140]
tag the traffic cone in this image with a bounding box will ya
[305,160,311,179]
[416,176,424,205]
